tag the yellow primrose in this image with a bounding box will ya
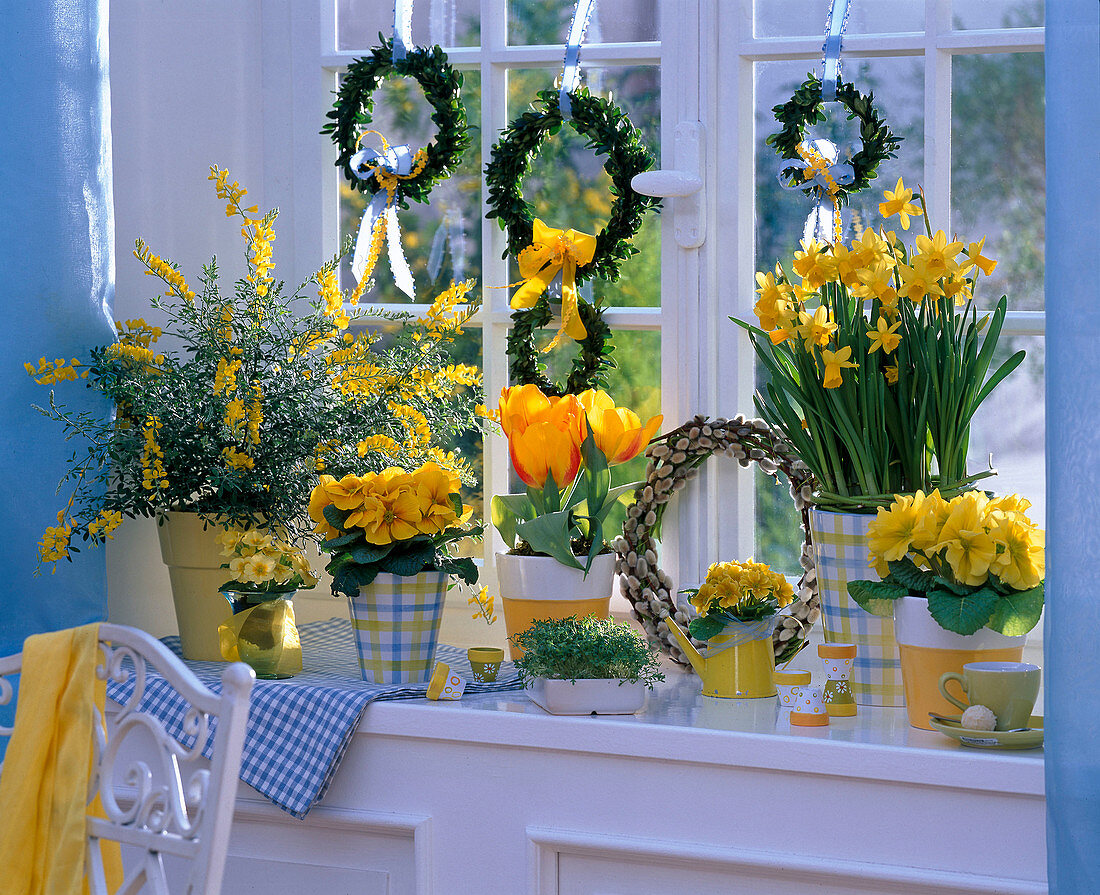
[867,492,926,563]
[989,519,1044,591]
[819,345,858,389]
[879,177,923,230]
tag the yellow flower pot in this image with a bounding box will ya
[157,511,234,661]
[496,552,614,660]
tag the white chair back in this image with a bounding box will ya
[0,623,254,895]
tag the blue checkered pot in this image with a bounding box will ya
[809,507,904,707]
[347,571,448,684]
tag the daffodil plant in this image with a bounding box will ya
[309,462,482,598]
[734,178,1024,510]
[491,385,662,573]
[847,489,1044,636]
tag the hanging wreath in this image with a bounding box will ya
[485,87,660,285]
[322,37,470,208]
[615,415,822,668]
[767,73,902,204]
[506,296,615,397]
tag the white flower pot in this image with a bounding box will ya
[525,677,647,715]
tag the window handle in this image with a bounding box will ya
[630,122,706,248]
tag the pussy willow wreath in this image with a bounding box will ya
[768,73,902,203]
[322,37,470,206]
[485,86,660,284]
[614,415,822,668]
[506,296,615,397]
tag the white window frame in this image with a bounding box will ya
[289,1,1045,594]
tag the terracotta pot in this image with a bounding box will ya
[809,507,904,707]
[157,511,234,661]
[893,596,1026,730]
[496,552,614,660]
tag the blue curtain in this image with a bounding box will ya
[0,0,113,668]
[1046,2,1100,890]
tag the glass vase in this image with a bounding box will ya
[219,589,301,679]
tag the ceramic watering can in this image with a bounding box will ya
[664,615,777,699]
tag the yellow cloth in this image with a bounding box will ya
[511,219,597,351]
[0,623,123,894]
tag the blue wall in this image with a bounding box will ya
[0,0,114,663]
[1046,1,1100,890]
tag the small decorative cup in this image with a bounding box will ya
[774,669,812,716]
[468,646,504,682]
[819,642,857,717]
[789,683,830,727]
[938,661,1041,731]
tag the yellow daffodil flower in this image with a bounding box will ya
[962,237,997,277]
[914,230,964,278]
[797,305,838,348]
[792,239,836,290]
[819,345,859,388]
[866,316,902,354]
[878,177,923,230]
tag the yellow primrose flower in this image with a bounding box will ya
[910,488,951,553]
[867,492,926,563]
[819,345,858,389]
[866,316,902,354]
[989,519,1044,590]
[933,492,996,586]
[879,177,923,230]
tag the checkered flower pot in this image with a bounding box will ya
[348,571,448,684]
[809,508,904,707]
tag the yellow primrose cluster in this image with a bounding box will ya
[753,177,997,391]
[308,462,471,547]
[867,490,1044,591]
[86,509,123,542]
[38,510,74,568]
[140,416,169,491]
[689,560,796,618]
[24,357,86,384]
[217,528,318,589]
[134,239,196,303]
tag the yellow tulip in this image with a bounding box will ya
[509,419,582,489]
[498,383,552,438]
[576,389,663,465]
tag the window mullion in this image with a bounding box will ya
[924,0,952,228]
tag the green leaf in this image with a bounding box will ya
[491,493,534,550]
[323,503,349,531]
[688,614,728,641]
[440,556,478,585]
[516,511,584,570]
[322,531,361,550]
[985,584,1044,636]
[926,586,1000,636]
[886,556,934,594]
[380,543,435,576]
[349,543,394,565]
[847,579,907,617]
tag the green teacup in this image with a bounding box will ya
[938,661,1041,731]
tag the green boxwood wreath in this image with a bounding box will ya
[767,73,902,204]
[485,87,661,285]
[322,37,470,208]
[506,295,615,397]
[614,415,822,668]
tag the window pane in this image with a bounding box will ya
[338,70,482,302]
[754,1,923,39]
[951,52,1044,310]
[754,56,925,275]
[338,0,481,50]
[504,67,660,308]
[952,0,1043,30]
[753,57,925,574]
[507,0,658,46]
[969,335,1045,528]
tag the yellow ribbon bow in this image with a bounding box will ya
[511,219,597,351]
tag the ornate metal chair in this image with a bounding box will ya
[0,623,254,895]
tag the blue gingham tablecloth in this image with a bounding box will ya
[106,618,522,818]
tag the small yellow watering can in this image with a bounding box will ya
[664,615,777,699]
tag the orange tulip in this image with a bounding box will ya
[577,389,663,465]
[498,384,552,438]
[508,419,583,489]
